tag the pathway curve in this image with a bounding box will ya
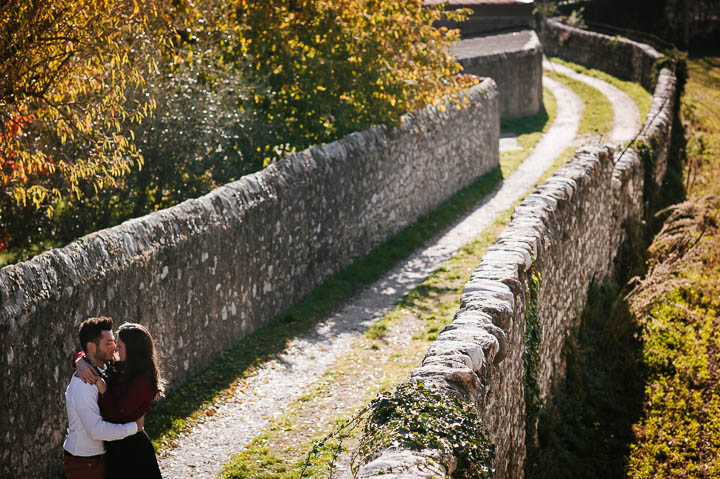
[545,59,641,145]
[159,75,592,478]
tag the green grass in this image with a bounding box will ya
[145,163,505,452]
[146,82,568,454]
[549,57,653,124]
[501,86,558,177]
[545,69,613,140]
[628,273,720,478]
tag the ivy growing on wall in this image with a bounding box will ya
[633,137,661,219]
[523,270,543,474]
[652,48,688,93]
[301,381,495,478]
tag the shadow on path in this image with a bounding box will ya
[155,73,582,478]
[149,165,503,445]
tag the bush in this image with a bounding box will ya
[230,0,475,164]
[1,0,474,266]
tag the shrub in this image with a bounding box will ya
[1,0,475,265]
[229,0,476,164]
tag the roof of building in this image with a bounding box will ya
[451,29,536,59]
[424,0,533,6]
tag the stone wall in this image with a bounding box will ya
[358,29,678,479]
[0,80,499,478]
[541,18,662,91]
[454,29,544,120]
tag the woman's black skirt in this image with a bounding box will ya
[105,430,162,478]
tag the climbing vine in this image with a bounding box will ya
[300,381,495,478]
[633,137,661,219]
[652,48,688,94]
[523,271,543,473]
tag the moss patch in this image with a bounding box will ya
[354,382,495,478]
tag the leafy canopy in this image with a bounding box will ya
[1,0,477,263]
[0,0,182,211]
[230,0,477,164]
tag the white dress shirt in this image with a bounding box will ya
[63,371,138,457]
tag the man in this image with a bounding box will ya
[63,317,143,479]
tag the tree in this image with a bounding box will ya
[0,0,181,211]
[0,0,476,264]
[229,0,476,164]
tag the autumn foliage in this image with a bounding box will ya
[233,0,475,163]
[1,0,473,263]
[0,0,182,210]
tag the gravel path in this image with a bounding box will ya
[544,59,641,145]
[158,74,597,478]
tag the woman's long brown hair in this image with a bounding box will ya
[112,322,165,399]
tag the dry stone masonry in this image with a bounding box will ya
[453,29,544,119]
[358,23,679,479]
[0,81,499,478]
[541,18,663,91]
[429,0,535,38]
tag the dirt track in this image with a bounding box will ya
[158,66,640,478]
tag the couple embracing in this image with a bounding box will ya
[62,316,163,478]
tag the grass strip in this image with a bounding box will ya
[217,138,580,479]
[545,69,613,140]
[146,76,570,455]
[501,86,558,177]
[549,57,653,123]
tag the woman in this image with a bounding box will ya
[77,322,164,478]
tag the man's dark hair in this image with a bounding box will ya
[78,316,114,353]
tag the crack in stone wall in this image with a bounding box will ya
[0,80,500,478]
